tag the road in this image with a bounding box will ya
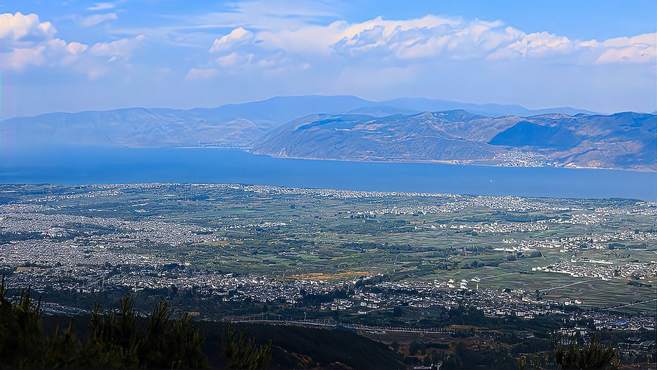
[224,318,454,335]
[540,279,596,293]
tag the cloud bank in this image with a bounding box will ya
[0,12,142,76]
[194,14,655,78]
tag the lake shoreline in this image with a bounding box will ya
[1,147,655,201]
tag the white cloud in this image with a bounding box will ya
[206,27,306,73]
[196,14,657,71]
[1,45,45,70]
[596,33,656,64]
[0,12,56,41]
[210,27,253,53]
[488,31,575,60]
[0,12,87,71]
[90,34,145,62]
[66,42,89,55]
[88,2,116,11]
[0,12,145,76]
[216,51,251,66]
[81,13,118,28]
[331,17,521,60]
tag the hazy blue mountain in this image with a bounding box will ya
[379,97,596,117]
[255,110,657,171]
[187,95,375,123]
[0,96,374,149]
[345,105,416,116]
[1,107,271,148]
[1,95,598,150]
[195,95,596,119]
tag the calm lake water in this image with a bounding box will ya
[1,148,655,200]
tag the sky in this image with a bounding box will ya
[0,0,655,118]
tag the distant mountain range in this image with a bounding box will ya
[2,95,655,171]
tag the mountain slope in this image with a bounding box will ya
[489,121,582,149]
[254,111,657,171]
[0,96,375,149]
[256,112,501,162]
[524,112,657,169]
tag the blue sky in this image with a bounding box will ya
[0,0,655,117]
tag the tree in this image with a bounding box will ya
[554,336,619,370]
[223,326,272,370]
[0,287,210,369]
[0,277,46,369]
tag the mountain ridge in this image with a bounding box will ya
[253,109,657,171]
[3,95,596,121]
[2,95,653,171]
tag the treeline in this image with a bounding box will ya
[0,279,270,369]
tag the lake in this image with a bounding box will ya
[1,148,655,200]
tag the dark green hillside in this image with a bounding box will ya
[488,121,581,149]
[203,323,406,370]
